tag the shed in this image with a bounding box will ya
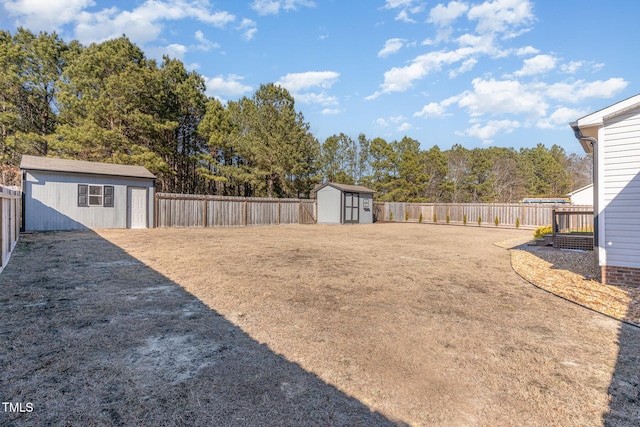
[571,93,640,286]
[567,184,593,206]
[312,182,375,224]
[20,155,155,231]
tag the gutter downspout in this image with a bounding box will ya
[571,123,599,274]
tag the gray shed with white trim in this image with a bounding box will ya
[312,182,375,224]
[20,155,155,231]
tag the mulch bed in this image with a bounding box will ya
[500,238,640,327]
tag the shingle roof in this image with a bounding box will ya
[20,155,156,179]
[312,182,376,194]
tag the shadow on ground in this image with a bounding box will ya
[0,231,399,426]
[509,246,640,426]
[604,323,640,426]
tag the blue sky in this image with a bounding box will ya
[2,0,638,153]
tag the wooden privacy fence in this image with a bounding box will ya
[0,186,21,273]
[155,193,316,227]
[374,202,593,229]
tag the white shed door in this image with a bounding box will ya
[127,187,147,229]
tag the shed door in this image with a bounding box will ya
[344,192,359,224]
[127,187,147,229]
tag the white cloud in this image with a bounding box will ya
[251,0,280,15]
[560,61,584,74]
[546,78,628,103]
[378,38,406,58]
[251,0,315,16]
[467,0,534,36]
[73,0,236,45]
[276,71,340,107]
[295,92,338,106]
[277,71,339,92]
[458,119,521,144]
[514,54,557,76]
[457,77,548,118]
[163,43,187,59]
[449,58,478,78]
[428,1,469,27]
[3,0,95,31]
[238,18,257,40]
[321,108,341,115]
[205,74,253,98]
[374,115,411,130]
[389,115,406,123]
[375,118,390,127]
[385,0,416,7]
[367,47,478,98]
[537,107,591,130]
[414,102,447,118]
[398,122,413,131]
[194,30,220,51]
[384,0,425,23]
[515,45,539,56]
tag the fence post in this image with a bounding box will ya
[0,196,4,268]
[203,199,207,228]
[243,201,247,226]
[154,194,158,228]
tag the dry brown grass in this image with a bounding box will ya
[2,223,639,426]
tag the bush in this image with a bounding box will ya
[515,217,520,229]
[534,225,553,239]
[405,211,409,221]
[433,213,437,223]
[446,214,450,224]
[389,212,393,222]
[494,216,499,227]
[477,216,482,226]
[418,213,423,223]
[463,214,467,225]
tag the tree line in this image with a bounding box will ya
[0,29,591,201]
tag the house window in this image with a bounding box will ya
[78,184,114,207]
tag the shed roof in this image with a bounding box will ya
[312,182,376,194]
[20,155,156,179]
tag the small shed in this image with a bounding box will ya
[21,155,156,231]
[567,184,593,206]
[571,93,640,286]
[312,182,375,224]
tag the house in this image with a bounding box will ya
[567,184,594,206]
[312,182,375,224]
[20,155,155,231]
[571,93,640,286]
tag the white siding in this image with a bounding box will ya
[601,106,640,268]
[317,186,342,224]
[569,185,593,205]
[24,171,154,231]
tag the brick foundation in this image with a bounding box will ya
[602,265,640,287]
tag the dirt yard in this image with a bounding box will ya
[2,223,639,426]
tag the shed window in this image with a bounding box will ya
[89,185,102,205]
[78,184,115,207]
